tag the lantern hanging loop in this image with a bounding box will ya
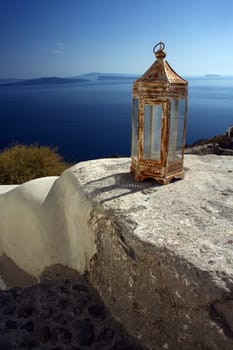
[153,41,165,54]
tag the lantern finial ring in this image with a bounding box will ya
[153,42,165,54]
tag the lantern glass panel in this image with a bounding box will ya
[131,98,138,158]
[143,104,162,160]
[168,98,186,163]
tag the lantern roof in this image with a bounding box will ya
[137,42,187,85]
[133,42,188,99]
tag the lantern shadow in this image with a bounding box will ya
[83,172,159,203]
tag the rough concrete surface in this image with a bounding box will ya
[71,155,233,350]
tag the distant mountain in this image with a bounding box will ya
[97,75,138,80]
[70,73,102,81]
[70,73,139,81]
[205,74,222,77]
[0,79,23,84]
[1,77,89,86]
[0,73,140,86]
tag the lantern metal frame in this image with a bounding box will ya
[130,42,188,185]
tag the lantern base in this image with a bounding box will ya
[130,159,185,185]
[132,171,184,185]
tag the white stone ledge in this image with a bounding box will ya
[0,185,19,194]
[0,172,96,279]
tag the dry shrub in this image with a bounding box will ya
[0,144,71,184]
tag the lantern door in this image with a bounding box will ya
[167,98,188,171]
[142,103,163,162]
[137,100,169,170]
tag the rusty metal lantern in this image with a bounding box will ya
[130,42,188,185]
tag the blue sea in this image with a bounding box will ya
[0,77,233,162]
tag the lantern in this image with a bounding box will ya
[130,42,188,185]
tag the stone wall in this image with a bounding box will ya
[89,213,233,349]
[0,155,233,349]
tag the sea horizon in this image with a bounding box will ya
[1,72,233,82]
[0,75,233,163]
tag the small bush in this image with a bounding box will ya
[0,144,71,184]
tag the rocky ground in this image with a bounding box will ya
[0,276,144,350]
[185,125,233,155]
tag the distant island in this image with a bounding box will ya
[1,73,229,86]
[1,77,89,86]
[0,73,140,86]
[205,74,222,77]
[97,75,138,80]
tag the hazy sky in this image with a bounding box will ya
[1,0,233,78]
